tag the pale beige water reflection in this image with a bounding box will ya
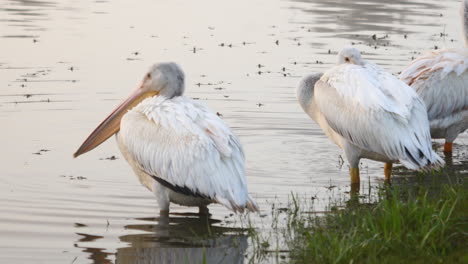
[116,216,248,264]
[0,0,466,263]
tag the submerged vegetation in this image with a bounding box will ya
[246,172,467,264]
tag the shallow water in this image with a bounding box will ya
[0,0,466,263]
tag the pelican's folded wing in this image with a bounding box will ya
[399,48,468,120]
[315,64,442,169]
[120,96,258,212]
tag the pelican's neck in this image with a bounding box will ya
[296,73,323,121]
[296,81,313,111]
[159,84,184,99]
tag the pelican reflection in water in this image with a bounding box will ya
[73,216,248,264]
[117,216,248,264]
[74,63,259,215]
[296,47,444,188]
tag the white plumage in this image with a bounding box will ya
[119,96,255,213]
[399,49,468,154]
[297,47,444,185]
[74,62,258,215]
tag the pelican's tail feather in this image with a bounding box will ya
[399,148,445,172]
[246,196,260,213]
[215,195,259,214]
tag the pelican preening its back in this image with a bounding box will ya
[399,0,468,154]
[297,47,444,186]
[74,62,259,215]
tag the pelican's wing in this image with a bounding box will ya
[316,63,443,169]
[120,96,258,213]
[399,48,468,120]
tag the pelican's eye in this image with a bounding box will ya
[345,57,350,62]
[146,73,151,79]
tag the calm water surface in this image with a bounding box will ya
[0,0,466,263]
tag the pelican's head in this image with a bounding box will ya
[143,62,185,98]
[338,47,365,65]
[73,62,185,158]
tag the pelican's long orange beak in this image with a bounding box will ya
[73,86,157,158]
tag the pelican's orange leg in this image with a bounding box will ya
[350,167,360,194]
[384,162,392,182]
[443,142,453,154]
[350,167,360,184]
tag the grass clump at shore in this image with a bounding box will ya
[286,184,467,264]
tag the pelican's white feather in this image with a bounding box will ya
[399,48,468,142]
[315,61,443,170]
[119,96,257,213]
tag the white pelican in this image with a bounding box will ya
[399,0,468,155]
[296,47,444,185]
[74,62,259,215]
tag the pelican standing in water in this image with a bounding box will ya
[74,62,259,215]
[399,0,468,155]
[296,47,444,186]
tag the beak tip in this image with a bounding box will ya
[73,85,142,160]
